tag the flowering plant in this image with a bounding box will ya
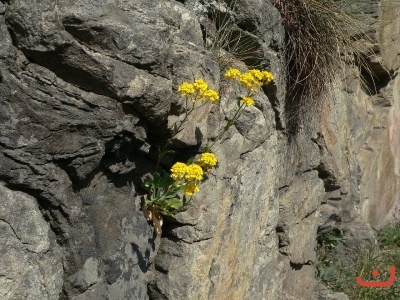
[142,69,273,234]
[206,68,274,149]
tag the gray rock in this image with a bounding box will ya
[318,284,350,300]
[277,171,325,264]
[281,264,318,300]
[0,183,63,300]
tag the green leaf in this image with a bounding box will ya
[152,172,161,184]
[168,198,183,209]
[164,149,175,156]
[167,186,182,195]
[163,192,179,199]
[143,198,153,206]
[154,197,183,213]
[158,208,175,217]
[155,199,170,207]
[186,157,195,165]
[159,172,175,189]
[168,181,183,191]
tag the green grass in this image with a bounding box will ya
[378,223,400,249]
[316,224,400,299]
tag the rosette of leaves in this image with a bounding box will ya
[141,172,190,235]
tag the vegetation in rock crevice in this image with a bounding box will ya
[141,68,274,235]
[273,0,376,133]
[316,224,400,299]
[199,0,269,70]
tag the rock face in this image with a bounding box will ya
[319,0,400,231]
[0,183,63,300]
[0,0,398,300]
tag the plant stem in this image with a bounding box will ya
[207,102,246,150]
[155,95,207,171]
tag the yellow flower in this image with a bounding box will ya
[193,79,208,94]
[249,69,264,81]
[183,182,200,196]
[197,152,218,167]
[170,162,188,180]
[239,72,260,90]
[178,82,195,96]
[262,70,274,84]
[184,164,204,181]
[241,96,255,106]
[230,69,274,90]
[238,73,252,88]
[201,89,220,103]
[224,68,241,79]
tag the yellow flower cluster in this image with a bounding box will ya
[177,82,195,96]
[224,68,274,92]
[177,79,220,104]
[197,152,218,168]
[183,182,200,196]
[185,164,204,181]
[171,162,203,196]
[170,152,218,196]
[201,89,219,103]
[224,68,241,80]
[241,96,255,106]
[171,163,204,181]
[170,162,188,180]
[193,79,208,94]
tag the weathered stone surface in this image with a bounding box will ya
[318,284,350,300]
[277,171,324,264]
[149,132,282,299]
[380,0,400,71]
[320,68,400,229]
[0,183,63,300]
[338,78,398,228]
[314,3,400,293]
[0,0,170,298]
[281,264,318,300]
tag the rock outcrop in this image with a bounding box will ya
[0,0,398,299]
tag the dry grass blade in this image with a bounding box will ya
[203,0,265,69]
[274,0,377,132]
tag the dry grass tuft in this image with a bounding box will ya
[201,0,265,69]
[274,0,375,133]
